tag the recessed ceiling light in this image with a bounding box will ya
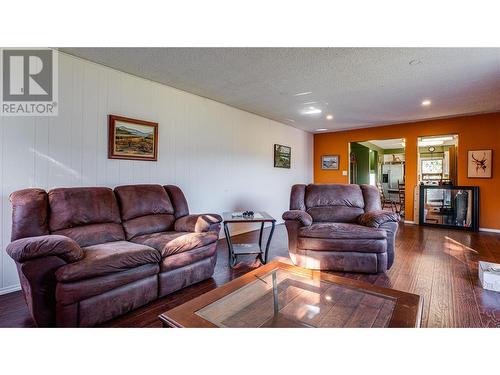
[302,108,322,115]
[294,91,312,96]
[409,59,422,65]
[316,128,327,132]
[421,99,431,106]
[326,115,333,120]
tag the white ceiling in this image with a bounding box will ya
[369,139,405,149]
[60,48,500,133]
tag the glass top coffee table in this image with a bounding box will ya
[159,261,423,328]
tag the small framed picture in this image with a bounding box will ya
[108,115,158,161]
[468,149,492,178]
[321,155,339,170]
[274,144,291,169]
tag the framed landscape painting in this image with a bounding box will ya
[274,144,291,168]
[468,149,492,178]
[108,115,158,161]
[321,155,339,170]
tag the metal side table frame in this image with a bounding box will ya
[222,212,276,267]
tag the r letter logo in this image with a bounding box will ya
[1,48,58,116]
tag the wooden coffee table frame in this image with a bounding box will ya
[159,261,423,328]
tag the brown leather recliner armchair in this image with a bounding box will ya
[7,184,222,327]
[282,184,399,273]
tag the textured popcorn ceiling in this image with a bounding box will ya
[60,48,500,133]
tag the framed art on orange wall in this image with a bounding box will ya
[467,149,492,178]
[321,155,339,170]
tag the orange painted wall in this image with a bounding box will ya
[314,112,500,230]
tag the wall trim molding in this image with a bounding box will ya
[479,227,500,234]
[404,220,416,225]
[0,285,21,296]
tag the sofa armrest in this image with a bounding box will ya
[282,210,313,227]
[6,235,84,263]
[6,235,83,327]
[357,210,399,228]
[174,214,222,233]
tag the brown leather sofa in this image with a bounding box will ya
[6,184,222,327]
[282,184,399,273]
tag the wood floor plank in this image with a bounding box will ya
[0,223,499,328]
[445,235,483,328]
[427,234,456,328]
[410,243,436,327]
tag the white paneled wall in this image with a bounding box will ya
[0,53,313,293]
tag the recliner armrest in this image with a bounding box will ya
[282,210,313,227]
[174,214,222,233]
[6,235,84,263]
[357,210,399,228]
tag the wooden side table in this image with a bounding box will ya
[222,212,276,267]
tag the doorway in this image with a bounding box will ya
[349,138,406,215]
[417,134,458,185]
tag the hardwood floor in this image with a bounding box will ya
[0,223,499,328]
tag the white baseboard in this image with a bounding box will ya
[479,227,500,234]
[0,284,21,296]
[404,220,416,225]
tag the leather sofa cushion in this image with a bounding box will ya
[297,237,387,253]
[10,188,49,241]
[52,223,125,248]
[56,263,159,305]
[299,223,387,240]
[48,187,122,232]
[77,276,157,327]
[357,210,399,228]
[290,184,307,211]
[305,184,366,223]
[305,184,365,209]
[122,214,175,240]
[174,214,222,233]
[7,234,84,263]
[306,206,364,223]
[282,210,313,227]
[114,184,174,221]
[160,242,217,272]
[360,184,382,212]
[55,241,161,282]
[292,249,385,273]
[164,185,189,218]
[132,231,218,257]
[115,185,176,240]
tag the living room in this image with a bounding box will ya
[1,1,499,374]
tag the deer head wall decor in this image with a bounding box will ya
[468,149,492,178]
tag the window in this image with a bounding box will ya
[421,159,443,174]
